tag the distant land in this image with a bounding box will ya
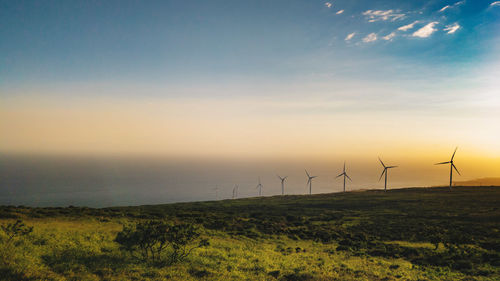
[453,177,500,186]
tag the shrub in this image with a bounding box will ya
[281,272,314,281]
[1,220,33,242]
[114,220,209,264]
[165,223,209,264]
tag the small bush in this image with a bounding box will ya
[115,220,209,265]
[389,264,400,270]
[189,268,211,278]
[268,270,280,278]
[1,220,33,242]
[281,272,314,281]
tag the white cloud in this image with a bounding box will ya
[362,10,405,22]
[491,1,500,6]
[439,1,465,12]
[412,22,439,38]
[363,33,378,43]
[383,32,396,41]
[398,21,419,31]
[325,2,332,8]
[336,9,344,14]
[345,32,356,41]
[439,5,450,12]
[444,23,460,34]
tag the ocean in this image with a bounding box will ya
[0,154,457,207]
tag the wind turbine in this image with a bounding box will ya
[213,185,219,200]
[305,169,317,195]
[232,184,239,199]
[277,175,288,195]
[256,177,263,196]
[435,147,460,190]
[336,161,352,192]
[378,157,398,192]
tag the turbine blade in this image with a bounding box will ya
[378,157,386,168]
[343,161,346,172]
[305,169,310,177]
[379,169,386,181]
[435,161,451,165]
[336,173,344,178]
[452,164,461,175]
[346,174,352,181]
[451,147,458,161]
[387,166,398,169]
[283,176,288,180]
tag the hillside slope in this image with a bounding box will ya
[1,186,499,280]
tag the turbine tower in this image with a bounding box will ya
[213,185,219,200]
[305,169,317,195]
[256,177,263,196]
[435,147,461,190]
[378,157,398,192]
[336,161,352,192]
[277,175,288,195]
[232,184,239,199]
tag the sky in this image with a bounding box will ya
[1,0,500,184]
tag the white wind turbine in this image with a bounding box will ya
[435,147,461,190]
[378,157,398,192]
[305,169,317,195]
[256,177,263,196]
[277,175,288,195]
[232,184,239,199]
[336,161,352,192]
[213,185,219,200]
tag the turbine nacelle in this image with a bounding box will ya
[277,175,288,183]
[305,169,317,182]
[336,172,352,181]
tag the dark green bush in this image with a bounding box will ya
[114,220,209,264]
[1,220,33,242]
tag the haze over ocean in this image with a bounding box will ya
[0,154,497,207]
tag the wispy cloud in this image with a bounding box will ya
[491,1,500,6]
[336,9,344,14]
[439,1,465,12]
[383,32,396,41]
[345,32,356,41]
[362,10,405,22]
[412,22,439,38]
[439,5,451,12]
[398,21,419,31]
[325,2,332,8]
[363,33,378,42]
[444,23,460,34]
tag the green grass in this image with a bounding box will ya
[1,186,500,280]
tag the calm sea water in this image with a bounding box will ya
[0,154,447,207]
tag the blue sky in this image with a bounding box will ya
[1,0,500,164]
[1,0,499,88]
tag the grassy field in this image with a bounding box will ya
[1,186,499,280]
